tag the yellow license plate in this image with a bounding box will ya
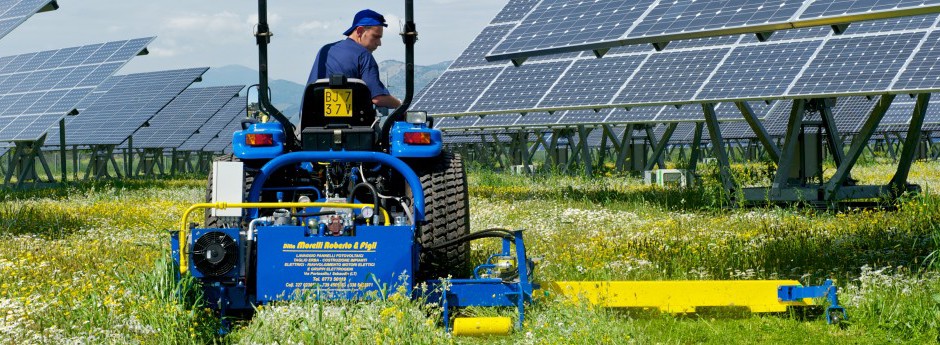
[324,88,353,117]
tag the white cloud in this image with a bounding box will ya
[247,13,283,26]
[164,11,245,33]
[292,20,334,36]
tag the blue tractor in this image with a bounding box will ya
[171,0,536,334]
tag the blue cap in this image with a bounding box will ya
[343,9,388,36]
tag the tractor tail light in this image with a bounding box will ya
[403,132,431,145]
[246,133,275,146]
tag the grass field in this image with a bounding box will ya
[2,160,939,344]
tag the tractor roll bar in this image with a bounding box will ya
[245,151,426,222]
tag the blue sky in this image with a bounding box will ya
[0,0,506,84]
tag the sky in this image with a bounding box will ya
[0,0,507,84]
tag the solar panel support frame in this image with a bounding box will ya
[135,147,166,177]
[2,134,56,187]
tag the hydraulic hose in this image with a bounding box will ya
[423,228,515,251]
[348,182,381,223]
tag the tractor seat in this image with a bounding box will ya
[300,76,378,151]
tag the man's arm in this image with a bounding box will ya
[372,94,401,108]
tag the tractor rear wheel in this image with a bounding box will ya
[410,151,472,280]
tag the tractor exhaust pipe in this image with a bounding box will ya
[380,0,417,150]
[256,0,298,150]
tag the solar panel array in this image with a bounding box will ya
[418,13,940,122]
[0,37,154,142]
[178,97,247,151]
[485,0,940,62]
[62,67,208,146]
[131,86,243,149]
[0,0,56,40]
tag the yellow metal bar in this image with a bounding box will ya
[178,202,391,274]
[544,280,816,313]
[452,317,513,336]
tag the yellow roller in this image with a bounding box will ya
[452,317,512,336]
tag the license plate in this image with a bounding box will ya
[324,88,353,117]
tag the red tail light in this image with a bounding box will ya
[403,132,431,145]
[246,133,275,146]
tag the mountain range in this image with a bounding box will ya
[198,61,450,123]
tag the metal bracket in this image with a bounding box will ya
[777,279,846,325]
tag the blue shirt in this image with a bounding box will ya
[307,38,390,99]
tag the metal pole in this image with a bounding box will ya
[59,118,66,182]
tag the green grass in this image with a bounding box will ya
[2,163,940,343]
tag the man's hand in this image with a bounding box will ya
[372,94,402,109]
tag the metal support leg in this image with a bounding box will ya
[703,104,736,198]
[889,93,930,194]
[615,124,634,170]
[645,123,677,171]
[577,125,593,176]
[825,95,895,199]
[818,99,847,168]
[734,102,780,162]
[688,122,704,172]
[773,99,806,196]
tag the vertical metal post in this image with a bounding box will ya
[72,145,78,180]
[59,118,66,182]
[688,122,704,172]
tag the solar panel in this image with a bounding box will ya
[789,33,923,96]
[435,115,481,130]
[131,86,243,149]
[486,0,940,62]
[470,61,570,112]
[0,0,56,40]
[537,54,646,108]
[613,48,731,105]
[203,116,243,153]
[696,40,820,100]
[880,98,917,125]
[491,0,540,24]
[892,30,940,92]
[0,38,153,142]
[63,67,208,146]
[450,24,515,69]
[474,113,521,128]
[763,96,880,136]
[513,112,561,126]
[179,97,247,151]
[557,108,612,125]
[412,68,503,115]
